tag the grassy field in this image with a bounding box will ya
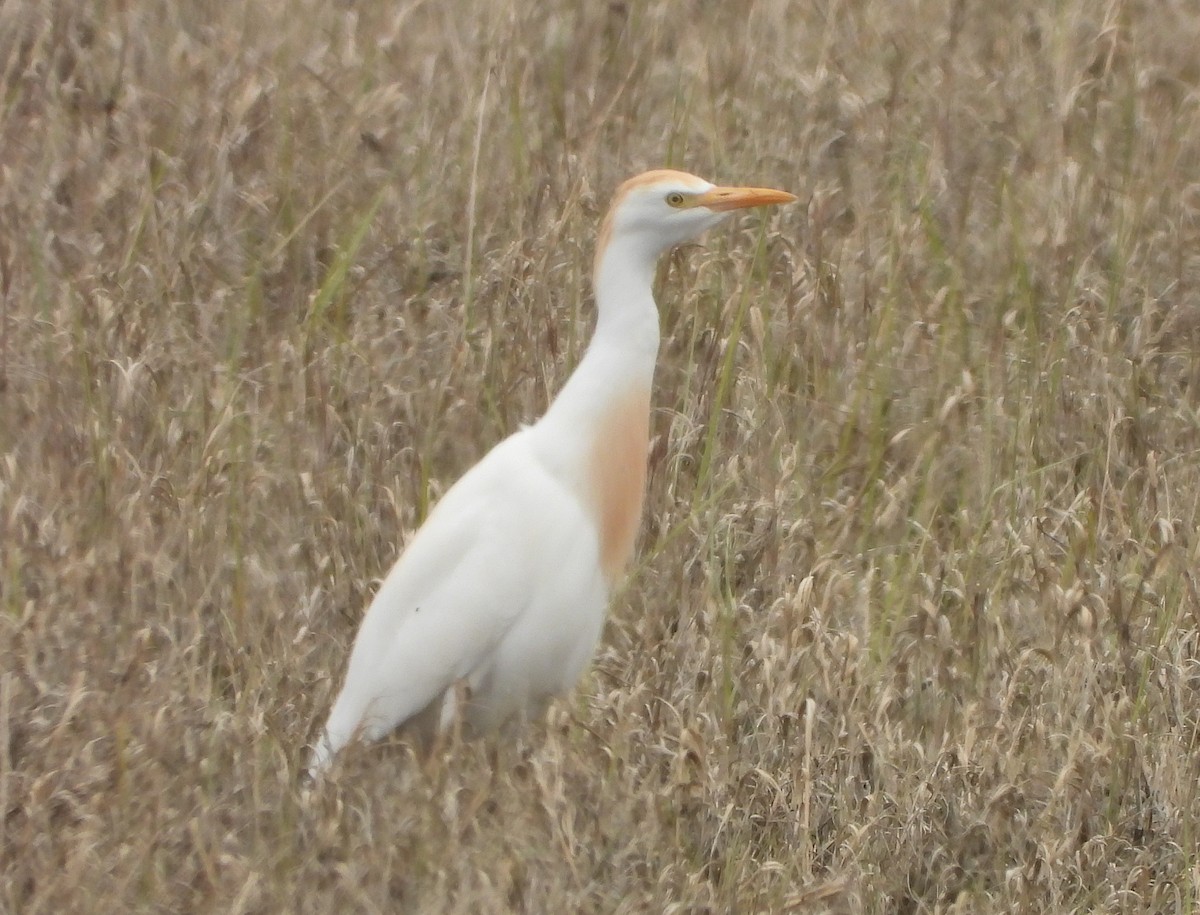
[3,0,1200,911]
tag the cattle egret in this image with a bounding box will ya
[307,169,796,776]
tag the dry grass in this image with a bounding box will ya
[3,0,1200,911]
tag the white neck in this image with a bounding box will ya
[525,230,661,580]
[590,233,661,355]
[537,233,661,433]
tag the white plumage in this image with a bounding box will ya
[308,169,795,776]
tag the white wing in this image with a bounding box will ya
[308,430,605,774]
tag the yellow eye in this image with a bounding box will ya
[665,191,687,208]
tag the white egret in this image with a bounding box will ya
[308,169,796,775]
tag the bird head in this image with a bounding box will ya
[597,169,797,266]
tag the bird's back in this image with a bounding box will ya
[310,429,607,773]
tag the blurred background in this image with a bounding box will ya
[2,1,1200,911]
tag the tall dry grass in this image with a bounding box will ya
[3,0,1200,911]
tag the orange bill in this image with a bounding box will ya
[695,185,798,212]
